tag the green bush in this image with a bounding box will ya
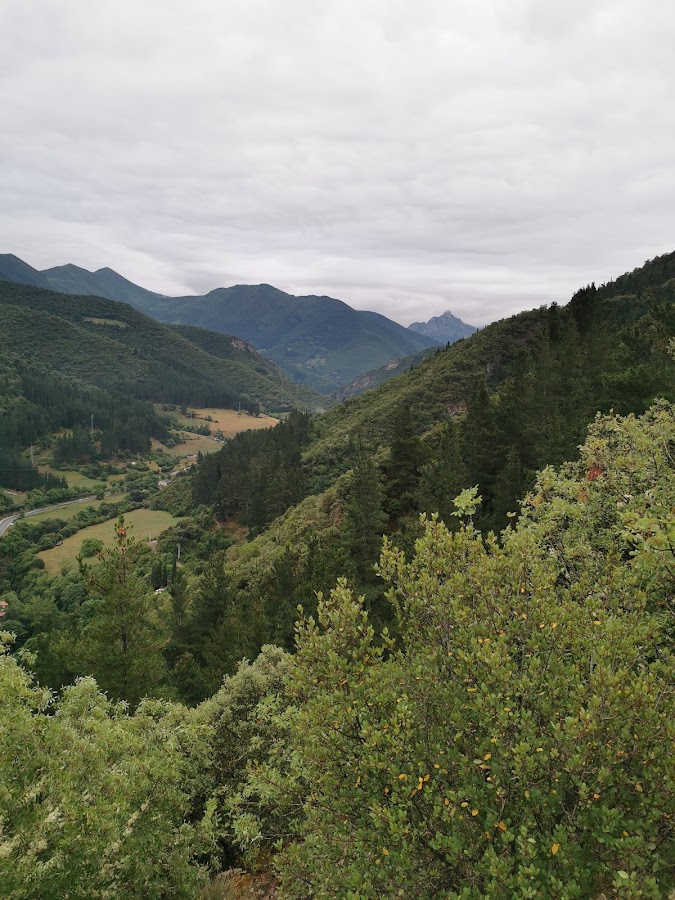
[79,537,104,558]
[0,636,215,898]
[233,403,675,898]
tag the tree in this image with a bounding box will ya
[385,406,427,519]
[418,418,468,526]
[342,453,387,581]
[77,516,169,705]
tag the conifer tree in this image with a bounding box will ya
[343,453,387,581]
[78,516,169,705]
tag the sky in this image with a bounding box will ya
[0,0,674,327]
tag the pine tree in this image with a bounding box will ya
[343,454,387,581]
[385,406,427,519]
[418,418,467,526]
[78,517,169,704]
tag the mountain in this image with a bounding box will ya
[0,281,323,413]
[304,250,675,480]
[408,309,477,343]
[0,256,440,392]
[0,253,52,289]
[133,284,440,392]
[41,262,165,307]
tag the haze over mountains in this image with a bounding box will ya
[0,254,442,393]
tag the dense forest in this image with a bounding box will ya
[0,281,322,413]
[0,354,169,491]
[0,252,674,897]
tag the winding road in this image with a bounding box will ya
[0,496,96,537]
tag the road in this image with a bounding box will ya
[0,496,96,537]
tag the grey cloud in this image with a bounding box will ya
[0,0,674,327]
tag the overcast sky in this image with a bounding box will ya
[1,0,674,326]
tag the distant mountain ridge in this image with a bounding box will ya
[0,255,440,393]
[408,309,476,343]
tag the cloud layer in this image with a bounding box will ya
[1,0,674,325]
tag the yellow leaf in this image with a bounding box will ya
[398,774,407,781]
[536,747,544,753]
[635,783,643,792]
[593,793,600,800]
[551,843,560,855]
[498,820,507,832]
[444,798,450,806]
[472,809,479,816]
[382,848,389,856]
[483,753,492,760]
[461,802,469,808]
[551,622,558,629]
[524,790,530,798]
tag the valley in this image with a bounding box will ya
[0,250,674,898]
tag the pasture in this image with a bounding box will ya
[155,405,278,438]
[38,508,182,575]
[28,499,106,525]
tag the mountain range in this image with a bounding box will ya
[0,255,440,392]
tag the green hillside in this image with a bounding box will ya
[134,283,439,391]
[306,254,675,479]
[0,281,322,413]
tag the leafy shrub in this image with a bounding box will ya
[233,404,675,898]
[79,537,104,558]
[0,636,215,898]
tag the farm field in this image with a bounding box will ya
[155,405,278,438]
[153,433,219,458]
[38,509,182,575]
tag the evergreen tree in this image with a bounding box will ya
[385,406,427,519]
[77,517,169,705]
[418,418,468,525]
[343,454,387,580]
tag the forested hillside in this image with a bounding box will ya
[0,281,322,412]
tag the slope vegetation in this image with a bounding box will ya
[0,281,322,413]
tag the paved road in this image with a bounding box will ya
[0,495,96,537]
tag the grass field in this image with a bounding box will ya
[155,405,278,439]
[153,432,221,458]
[38,466,103,490]
[27,494,124,524]
[38,509,182,575]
